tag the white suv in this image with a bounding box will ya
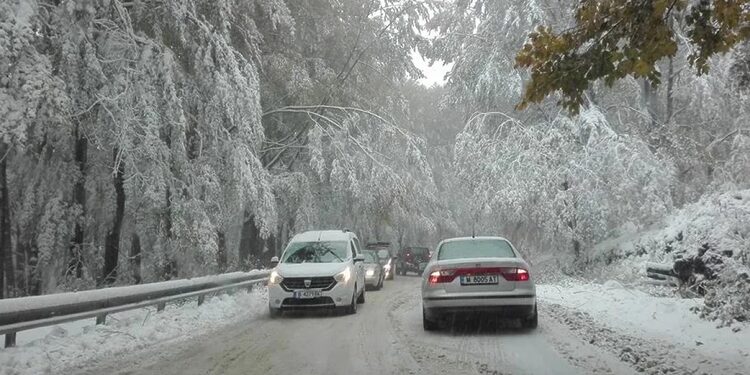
[268,230,366,316]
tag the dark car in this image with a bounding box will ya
[397,246,431,276]
[366,242,397,280]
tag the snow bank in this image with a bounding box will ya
[538,280,750,368]
[588,189,750,324]
[0,287,269,375]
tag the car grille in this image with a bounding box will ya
[282,297,335,307]
[281,277,336,291]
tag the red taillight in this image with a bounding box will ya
[428,269,456,283]
[501,267,530,281]
[428,267,530,283]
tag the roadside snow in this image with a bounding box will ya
[0,287,268,375]
[538,280,750,370]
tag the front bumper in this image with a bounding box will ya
[365,272,380,286]
[268,279,355,310]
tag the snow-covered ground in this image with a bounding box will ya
[0,287,268,375]
[538,279,750,373]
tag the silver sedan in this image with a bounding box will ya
[420,236,537,330]
[363,250,385,290]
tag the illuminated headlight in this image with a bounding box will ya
[366,269,375,277]
[383,264,391,272]
[334,267,352,283]
[268,270,283,286]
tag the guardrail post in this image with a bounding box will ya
[96,313,107,325]
[4,333,16,348]
[197,295,205,306]
[156,302,166,312]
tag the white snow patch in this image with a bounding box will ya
[538,280,750,368]
[0,287,269,375]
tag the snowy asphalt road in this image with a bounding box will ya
[78,276,639,375]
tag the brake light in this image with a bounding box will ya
[428,269,456,283]
[428,267,529,283]
[501,267,530,281]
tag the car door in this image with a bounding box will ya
[351,239,365,292]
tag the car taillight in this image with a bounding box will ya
[428,269,456,283]
[501,267,530,281]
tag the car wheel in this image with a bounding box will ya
[357,287,365,304]
[423,308,439,331]
[269,307,282,319]
[344,290,357,315]
[522,304,538,329]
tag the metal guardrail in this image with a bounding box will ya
[0,271,270,348]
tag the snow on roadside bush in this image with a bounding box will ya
[590,189,750,326]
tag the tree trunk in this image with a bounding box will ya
[666,55,675,124]
[216,230,227,271]
[0,142,12,298]
[129,233,141,284]
[69,126,87,279]
[164,187,172,238]
[238,212,260,268]
[102,149,125,285]
[641,79,658,129]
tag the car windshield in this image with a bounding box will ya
[363,251,378,264]
[281,241,349,264]
[438,239,515,260]
[376,250,390,263]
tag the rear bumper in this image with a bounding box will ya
[422,294,536,318]
[424,303,534,318]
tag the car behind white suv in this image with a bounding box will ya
[421,236,537,330]
[268,230,366,316]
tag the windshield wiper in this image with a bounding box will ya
[319,247,344,262]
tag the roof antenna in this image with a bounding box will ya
[472,220,476,238]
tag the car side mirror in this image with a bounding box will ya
[354,254,365,263]
[270,256,279,267]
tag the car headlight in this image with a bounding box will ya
[268,270,283,286]
[383,264,391,271]
[366,269,375,277]
[334,267,351,283]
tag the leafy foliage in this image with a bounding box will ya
[515,0,750,113]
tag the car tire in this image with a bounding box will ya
[344,291,357,315]
[423,308,439,331]
[357,287,365,304]
[522,304,538,329]
[269,307,282,319]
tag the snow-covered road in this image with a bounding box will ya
[79,276,605,375]
[9,276,749,375]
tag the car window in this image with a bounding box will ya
[281,241,349,263]
[437,239,515,260]
[377,250,390,259]
[353,237,362,254]
[363,251,378,263]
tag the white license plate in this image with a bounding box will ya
[293,290,323,299]
[460,275,499,285]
